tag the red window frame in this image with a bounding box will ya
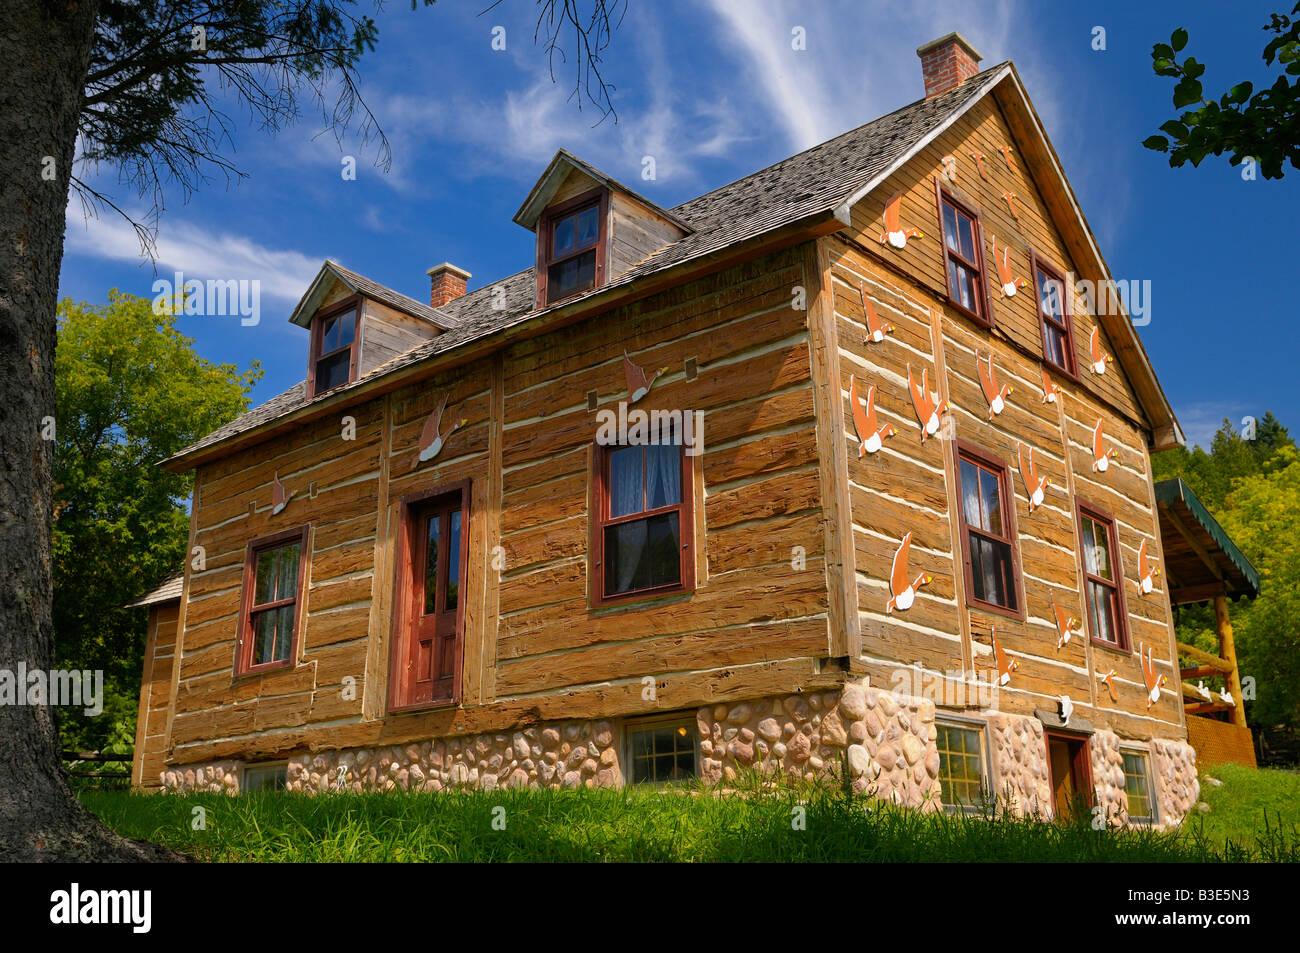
[1075,500,1131,652]
[1030,253,1079,378]
[537,188,608,306]
[388,480,471,712]
[953,441,1024,619]
[235,525,309,677]
[591,439,696,607]
[934,181,994,327]
[307,295,361,398]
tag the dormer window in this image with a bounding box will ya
[539,189,607,305]
[309,298,359,396]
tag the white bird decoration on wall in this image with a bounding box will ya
[1059,694,1074,726]
[623,351,667,404]
[271,470,296,515]
[413,392,467,470]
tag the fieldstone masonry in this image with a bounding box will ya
[159,680,1201,827]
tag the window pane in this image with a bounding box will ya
[1085,518,1112,580]
[423,515,440,615]
[949,260,979,312]
[605,513,680,595]
[316,350,351,391]
[574,205,599,250]
[250,604,293,666]
[548,249,596,299]
[445,509,461,611]
[970,536,1015,609]
[275,544,299,602]
[960,460,981,527]
[1045,324,1068,369]
[942,204,960,253]
[957,213,975,260]
[629,722,697,785]
[609,445,644,518]
[1122,752,1153,820]
[936,724,984,809]
[255,548,278,604]
[1088,580,1117,644]
[980,468,1003,537]
[1036,270,1063,319]
[553,215,576,257]
[645,444,681,510]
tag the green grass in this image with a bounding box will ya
[80,767,1300,862]
[1178,762,1300,856]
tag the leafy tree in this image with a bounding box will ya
[1153,414,1300,732]
[1143,5,1300,179]
[0,0,623,861]
[53,291,260,753]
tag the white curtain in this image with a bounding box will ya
[646,444,680,510]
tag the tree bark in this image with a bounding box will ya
[0,0,182,862]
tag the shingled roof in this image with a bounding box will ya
[164,64,1017,466]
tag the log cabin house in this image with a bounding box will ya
[131,33,1203,824]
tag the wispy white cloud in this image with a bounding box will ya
[1176,400,1248,451]
[64,204,321,303]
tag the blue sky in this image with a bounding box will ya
[59,0,1298,450]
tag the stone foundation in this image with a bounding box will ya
[158,681,1200,827]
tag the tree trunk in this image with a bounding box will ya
[0,0,182,862]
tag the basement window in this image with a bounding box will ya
[626,715,698,785]
[242,763,288,793]
[540,189,607,304]
[1121,750,1157,824]
[935,720,989,812]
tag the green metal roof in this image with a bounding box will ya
[1154,478,1260,601]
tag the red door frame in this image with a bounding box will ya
[1045,729,1094,820]
[387,479,471,712]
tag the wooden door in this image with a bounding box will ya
[394,488,466,709]
[1047,733,1092,821]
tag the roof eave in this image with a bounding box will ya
[160,208,842,473]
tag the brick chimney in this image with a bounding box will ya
[426,262,471,308]
[917,32,983,99]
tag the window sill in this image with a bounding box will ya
[947,298,994,329]
[966,599,1024,622]
[388,697,460,716]
[233,659,297,680]
[593,582,693,610]
[1090,637,1132,656]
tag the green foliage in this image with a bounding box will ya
[1183,761,1300,854]
[79,774,1300,862]
[54,291,260,750]
[1144,5,1300,179]
[1152,413,1300,730]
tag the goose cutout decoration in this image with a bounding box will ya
[1040,365,1061,404]
[1051,593,1077,649]
[859,282,895,344]
[1098,668,1118,703]
[998,145,1016,171]
[1091,419,1118,473]
[1221,689,1234,706]
[991,237,1026,297]
[1018,443,1050,511]
[906,364,948,443]
[849,376,896,457]
[1088,327,1112,376]
[941,155,958,183]
[877,191,923,249]
[1139,642,1168,709]
[1136,539,1160,595]
[886,532,931,614]
[271,470,297,516]
[1196,680,1212,701]
[969,151,989,181]
[624,351,667,404]
[992,626,1019,686]
[1002,191,1020,220]
[412,392,467,470]
[978,351,1013,417]
[1058,694,1075,726]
